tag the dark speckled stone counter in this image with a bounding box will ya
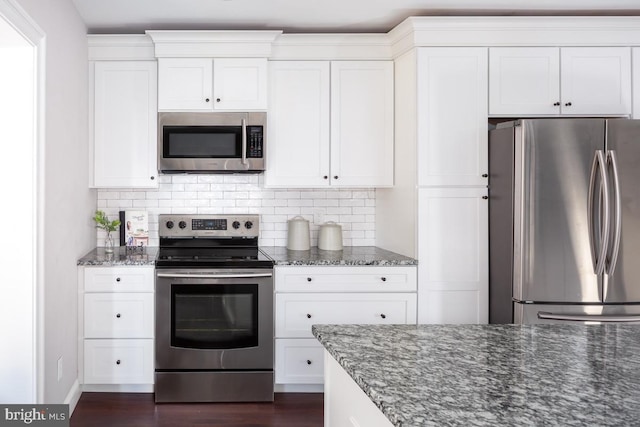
[77,247,158,266]
[313,324,640,427]
[261,246,417,266]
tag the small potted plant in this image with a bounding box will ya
[93,210,120,253]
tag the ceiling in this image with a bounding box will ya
[71,0,640,34]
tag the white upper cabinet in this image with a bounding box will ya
[489,47,631,116]
[561,47,631,116]
[417,48,488,187]
[489,47,560,116]
[265,61,394,188]
[91,61,158,188]
[158,58,267,111]
[330,61,394,187]
[266,61,330,187]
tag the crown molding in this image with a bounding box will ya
[145,30,282,57]
[389,16,640,57]
[88,35,155,60]
[270,33,391,60]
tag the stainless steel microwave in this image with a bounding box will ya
[158,112,266,173]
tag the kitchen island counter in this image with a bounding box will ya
[313,324,640,426]
[261,246,417,266]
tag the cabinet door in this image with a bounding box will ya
[84,293,154,339]
[561,47,631,116]
[417,48,488,187]
[276,293,417,338]
[213,58,267,110]
[275,338,324,384]
[84,339,154,384]
[489,47,560,116]
[84,266,155,293]
[274,266,417,293]
[92,61,158,188]
[158,58,212,110]
[265,61,330,187]
[330,61,394,187]
[417,188,488,324]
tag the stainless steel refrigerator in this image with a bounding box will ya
[489,119,640,324]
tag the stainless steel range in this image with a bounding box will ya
[154,214,274,403]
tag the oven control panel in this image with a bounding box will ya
[159,214,259,238]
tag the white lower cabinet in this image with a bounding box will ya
[417,188,488,324]
[275,339,325,384]
[79,266,155,390]
[276,293,417,338]
[324,351,393,427]
[274,266,417,389]
[84,339,154,384]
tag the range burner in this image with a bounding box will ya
[155,214,273,269]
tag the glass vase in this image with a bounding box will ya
[105,233,115,254]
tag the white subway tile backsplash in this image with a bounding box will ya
[185,183,211,192]
[96,175,376,246]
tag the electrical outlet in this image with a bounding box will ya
[57,357,63,381]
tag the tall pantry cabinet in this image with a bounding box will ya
[377,47,489,324]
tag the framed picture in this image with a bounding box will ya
[119,210,149,247]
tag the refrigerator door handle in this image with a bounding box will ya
[605,150,622,275]
[587,150,610,275]
[538,311,640,323]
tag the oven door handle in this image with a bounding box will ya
[157,272,273,279]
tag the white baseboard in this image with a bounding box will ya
[81,384,154,393]
[64,379,82,416]
[275,383,324,393]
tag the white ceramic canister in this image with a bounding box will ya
[317,221,343,251]
[287,216,310,250]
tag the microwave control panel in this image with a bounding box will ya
[247,126,263,158]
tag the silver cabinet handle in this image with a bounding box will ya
[606,150,621,275]
[587,150,610,275]
[241,118,248,165]
[538,312,640,322]
[156,273,272,279]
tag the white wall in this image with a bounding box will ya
[15,0,93,404]
[97,175,376,247]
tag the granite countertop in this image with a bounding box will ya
[77,246,159,266]
[77,245,416,267]
[313,324,640,427]
[260,246,417,266]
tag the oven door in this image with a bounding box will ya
[155,268,273,370]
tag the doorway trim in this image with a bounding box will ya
[0,0,46,404]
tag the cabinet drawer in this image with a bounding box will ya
[84,266,154,292]
[275,339,324,384]
[275,266,417,293]
[84,293,154,338]
[276,293,417,338]
[84,339,154,384]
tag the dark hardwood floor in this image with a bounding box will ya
[70,393,324,427]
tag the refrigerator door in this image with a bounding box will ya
[514,119,605,304]
[515,302,640,324]
[603,120,640,303]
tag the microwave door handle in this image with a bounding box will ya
[241,118,248,165]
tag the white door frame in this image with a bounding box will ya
[0,0,45,403]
